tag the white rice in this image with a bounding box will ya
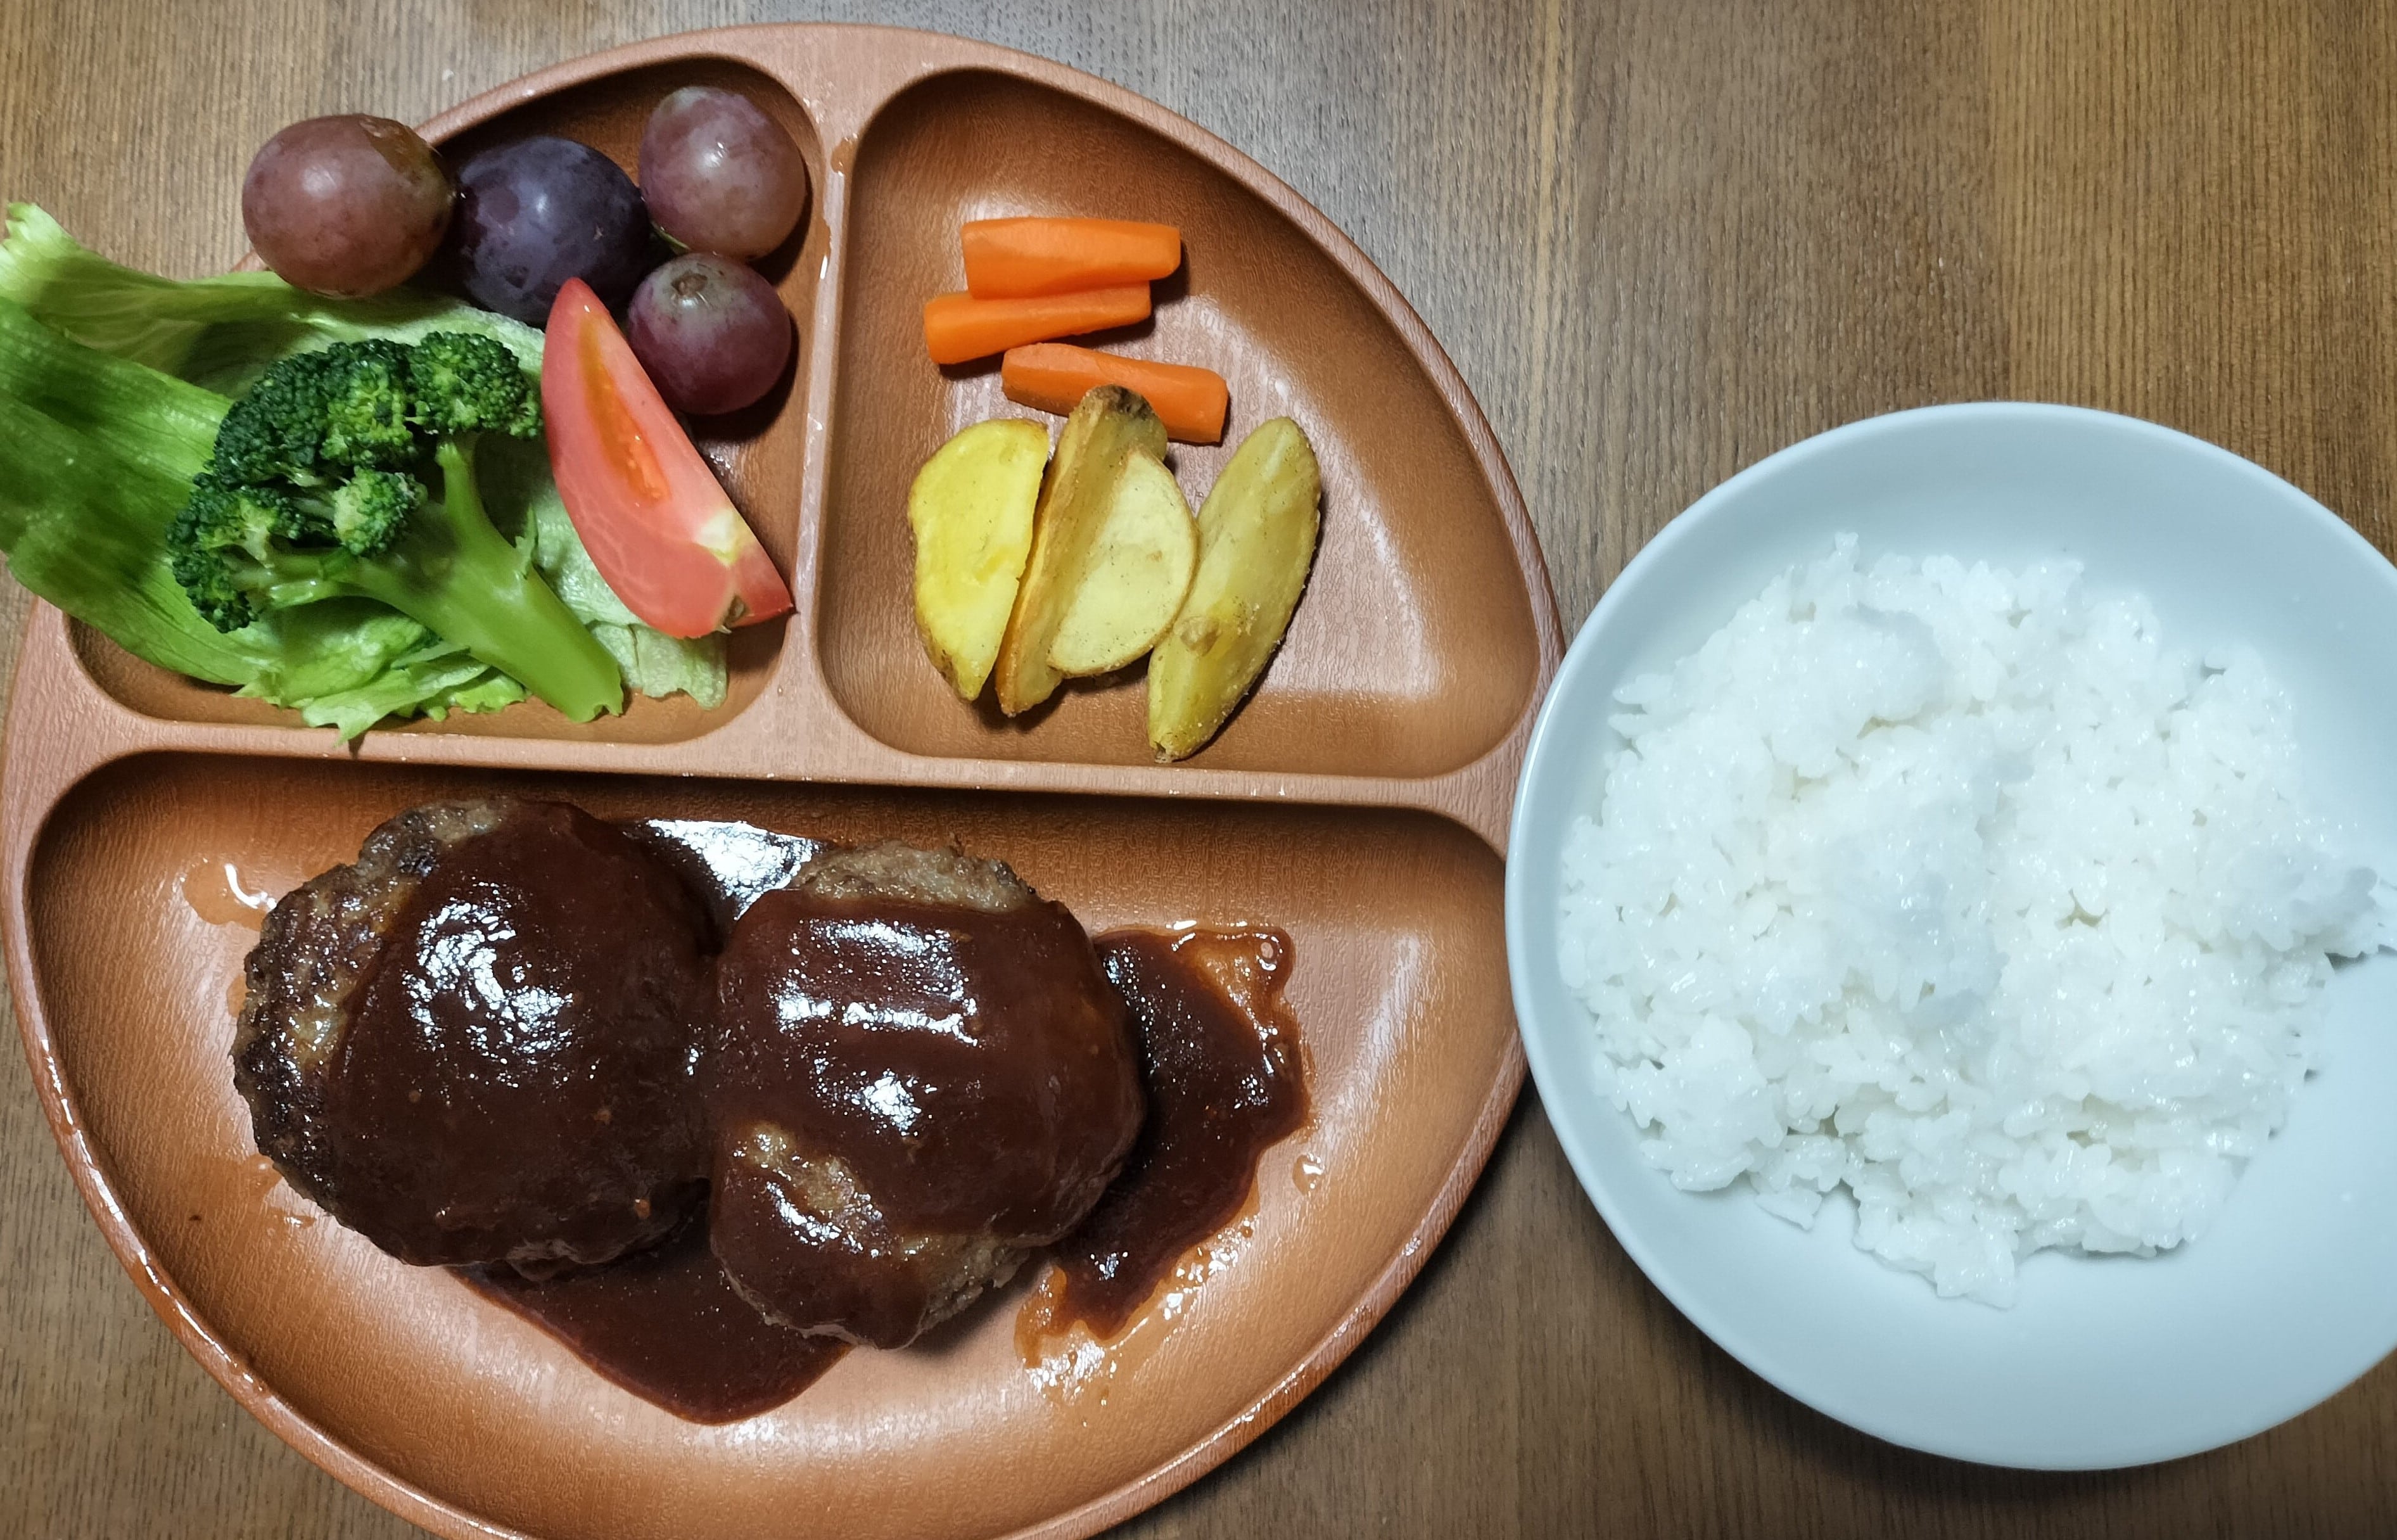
[1557,537,2391,1304]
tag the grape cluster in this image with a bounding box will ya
[240,86,807,417]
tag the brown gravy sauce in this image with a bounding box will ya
[462,1215,848,1424]
[429,824,1304,1422]
[1029,927,1309,1342]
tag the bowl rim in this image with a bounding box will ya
[1504,399,2397,1468]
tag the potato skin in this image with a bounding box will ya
[1146,417,1323,760]
[908,417,1050,699]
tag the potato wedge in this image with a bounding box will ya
[1146,417,1323,760]
[1049,449,1198,676]
[907,417,1050,700]
[993,385,1168,714]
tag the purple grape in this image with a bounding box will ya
[448,136,652,324]
[640,87,809,261]
[625,253,792,416]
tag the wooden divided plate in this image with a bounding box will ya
[1,23,1560,1540]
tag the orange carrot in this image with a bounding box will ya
[922,286,1152,366]
[963,218,1182,298]
[1001,343,1230,444]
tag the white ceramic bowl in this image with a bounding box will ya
[1506,403,2397,1469]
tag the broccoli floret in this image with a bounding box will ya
[319,466,421,554]
[210,348,332,485]
[213,341,420,481]
[170,460,420,623]
[167,472,286,630]
[409,331,543,438]
[166,336,620,720]
[317,339,416,468]
[167,466,420,630]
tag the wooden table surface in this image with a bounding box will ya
[6,1,2397,1536]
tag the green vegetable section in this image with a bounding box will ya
[0,203,730,734]
[166,331,623,722]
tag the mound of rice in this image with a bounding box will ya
[1557,537,2391,1305]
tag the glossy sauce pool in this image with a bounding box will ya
[462,1215,849,1423]
[1027,926,1309,1343]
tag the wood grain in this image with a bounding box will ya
[4,1,2396,1536]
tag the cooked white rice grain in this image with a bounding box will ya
[1558,537,2391,1305]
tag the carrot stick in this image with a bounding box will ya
[963,218,1182,298]
[922,286,1152,366]
[1001,343,1230,444]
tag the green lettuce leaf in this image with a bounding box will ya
[0,201,542,379]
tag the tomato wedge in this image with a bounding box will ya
[541,277,792,637]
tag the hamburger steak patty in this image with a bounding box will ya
[232,798,715,1271]
[705,841,1147,1347]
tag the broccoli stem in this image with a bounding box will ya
[335,440,623,721]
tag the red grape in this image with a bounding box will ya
[639,88,809,261]
[624,253,792,416]
[242,116,452,298]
